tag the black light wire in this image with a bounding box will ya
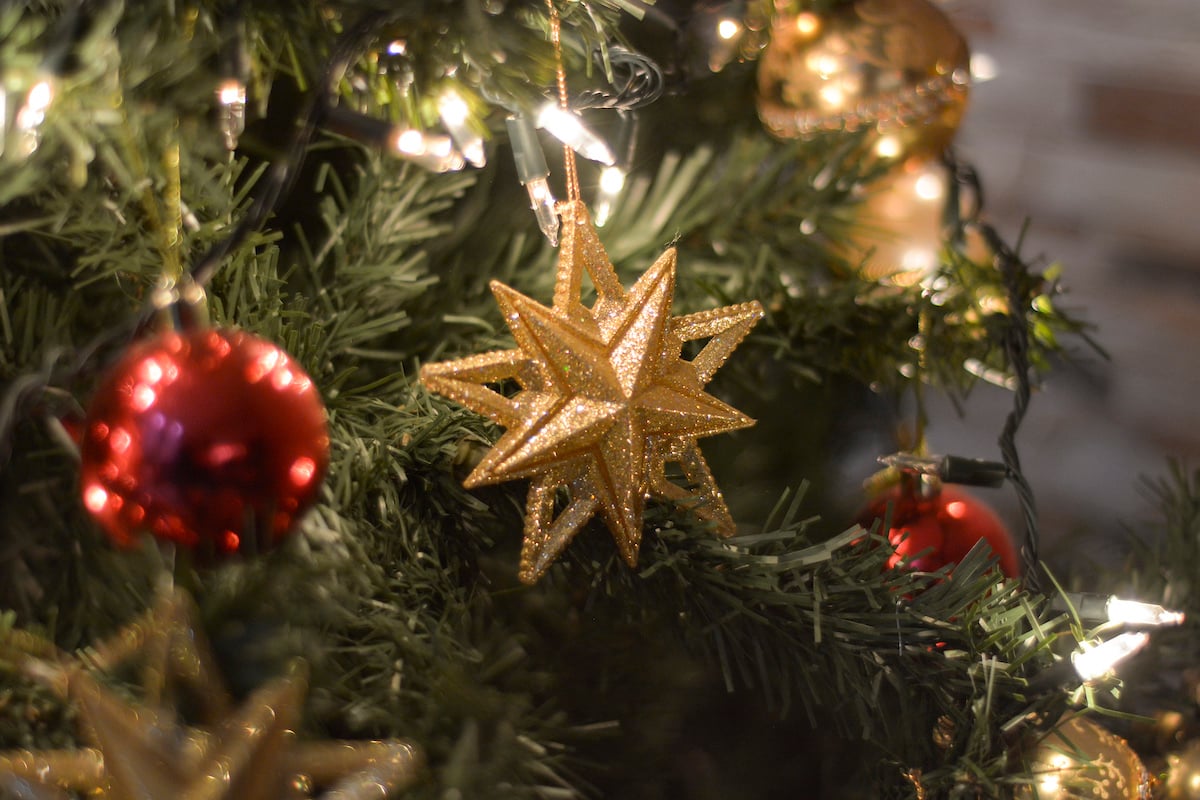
[574,45,666,111]
[190,9,399,288]
[945,149,1042,592]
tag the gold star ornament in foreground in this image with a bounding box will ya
[0,587,424,799]
[421,201,763,583]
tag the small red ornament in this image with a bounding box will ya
[79,328,329,560]
[858,482,1020,578]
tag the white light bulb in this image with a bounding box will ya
[437,91,469,126]
[389,129,465,172]
[593,165,627,227]
[1072,632,1150,682]
[717,18,741,40]
[26,80,53,114]
[1106,597,1185,627]
[215,79,247,150]
[437,89,485,167]
[524,177,560,246]
[13,78,55,157]
[216,79,246,107]
[535,103,615,165]
[394,129,426,156]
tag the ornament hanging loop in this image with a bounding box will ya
[146,273,210,333]
[545,0,581,203]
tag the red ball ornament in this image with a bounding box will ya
[79,328,329,560]
[858,483,1021,578]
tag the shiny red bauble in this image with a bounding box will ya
[79,328,329,561]
[858,484,1021,578]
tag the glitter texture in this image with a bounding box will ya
[421,201,763,583]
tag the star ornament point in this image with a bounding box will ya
[421,201,763,584]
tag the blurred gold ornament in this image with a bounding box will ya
[421,200,762,584]
[842,158,950,283]
[684,1,772,74]
[1016,714,1151,800]
[756,0,970,160]
[839,158,990,283]
[1166,741,1200,800]
[0,587,424,799]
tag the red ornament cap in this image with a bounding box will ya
[79,328,329,561]
[858,483,1021,578]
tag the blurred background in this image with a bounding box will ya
[932,0,1200,569]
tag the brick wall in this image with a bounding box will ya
[928,0,1200,569]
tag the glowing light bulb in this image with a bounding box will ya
[24,80,52,116]
[216,80,245,107]
[389,128,465,172]
[593,165,627,227]
[506,113,559,245]
[524,178,560,246]
[394,129,423,155]
[438,88,486,167]
[1106,597,1185,627]
[214,78,247,150]
[13,78,54,157]
[1052,591,1186,627]
[717,18,741,40]
[1071,632,1150,682]
[535,103,615,165]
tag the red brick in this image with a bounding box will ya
[1082,78,1200,156]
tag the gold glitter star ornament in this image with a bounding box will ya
[421,201,763,583]
[0,587,424,799]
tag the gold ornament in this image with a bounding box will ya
[843,158,951,283]
[0,587,424,799]
[840,158,990,283]
[1016,714,1151,800]
[757,0,970,160]
[1166,741,1200,800]
[421,200,763,584]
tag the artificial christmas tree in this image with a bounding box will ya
[1,2,1197,798]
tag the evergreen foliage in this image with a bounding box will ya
[0,2,1189,798]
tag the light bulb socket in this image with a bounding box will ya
[323,105,394,149]
[506,114,550,184]
[877,452,1007,488]
[219,13,250,86]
